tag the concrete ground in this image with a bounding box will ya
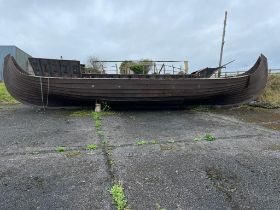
[0,104,279,210]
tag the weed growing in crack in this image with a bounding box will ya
[93,112,102,133]
[189,105,214,112]
[109,183,127,210]
[194,135,202,141]
[56,146,66,152]
[109,160,114,166]
[137,139,160,145]
[204,133,216,141]
[194,133,216,142]
[69,110,92,117]
[136,140,148,145]
[151,140,158,144]
[102,140,108,145]
[86,144,97,150]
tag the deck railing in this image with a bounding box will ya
[81,61,185,75]
[81,60,280,76]
[215,69,280,78]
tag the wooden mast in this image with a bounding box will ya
[218,11,227,77]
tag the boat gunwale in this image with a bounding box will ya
[6,54,252,81]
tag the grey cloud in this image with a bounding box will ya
[0,0,279,71]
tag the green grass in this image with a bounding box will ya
[86,144,97,150]
[203,133,216,141]
[151,140,158,144]
[93,112,102,131]
[190,105,214,112]
[194,133,216,141]
[258,74,280,106]
[102,140,108,145]
[136,140,148,145]
[0,83,18,104]
[69,110,92,117]
[109,183,127,210]
[136,139,159,145]
[56,146,66,152]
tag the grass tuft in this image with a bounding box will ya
[151,140,158,144]
[86,144,97,150]
[56,146,66,152]
[69,110,92,117]
[194,133,216,141]
[93,112,102,132]
[190,105,214,112]
[136,140,148,145]
[203,133,216,141]
[109,183,127,210]
[0,83,18,104]
[258,74,280,106]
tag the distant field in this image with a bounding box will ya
[0,82,19,104]
[258,74,280,106]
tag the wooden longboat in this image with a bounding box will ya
[3,54,268,108]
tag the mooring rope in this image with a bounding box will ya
[39,76,45,111]
[39,77,50,111]
[46,77,49,108]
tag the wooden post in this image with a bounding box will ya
[218,11,227,77]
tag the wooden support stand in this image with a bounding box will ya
[95,103,101,112]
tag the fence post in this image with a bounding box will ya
[101,64,104,74]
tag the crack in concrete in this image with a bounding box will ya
[0,133,266,158]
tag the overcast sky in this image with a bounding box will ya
[0,0,279,72]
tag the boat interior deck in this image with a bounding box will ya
[28,57,228,79]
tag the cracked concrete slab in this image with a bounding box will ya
[0,105,98,155]
[0,150,112,210]
[102,110,280,209]
[111,141,280,210]
[101,111,275,147]
[1,104,279,210]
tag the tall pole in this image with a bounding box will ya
[218,11,227,77]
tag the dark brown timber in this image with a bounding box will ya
[3,54,268,107]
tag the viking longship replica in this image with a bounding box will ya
[3,54,268,108]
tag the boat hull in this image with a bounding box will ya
[3,55,268,107]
